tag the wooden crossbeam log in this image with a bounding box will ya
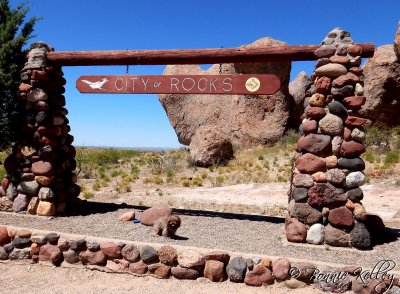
[47,43,375,66]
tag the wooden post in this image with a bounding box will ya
[47,43,375,66]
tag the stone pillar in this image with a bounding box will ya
[286,28,373,249]
[0,42,80,216]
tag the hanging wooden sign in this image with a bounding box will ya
[76,74,280,95]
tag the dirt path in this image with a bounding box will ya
[0,261,326,294]
[96,182,400,222]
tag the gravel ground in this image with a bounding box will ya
[0,201,399,271]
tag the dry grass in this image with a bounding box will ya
[74,131,299,196]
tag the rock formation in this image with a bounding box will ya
[189,125,233,167]
[289,71,313,127]
[158,37,291,149]
[360,45,400,124]
[394,21,400,59]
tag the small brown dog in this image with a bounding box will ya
[152,215,181,238]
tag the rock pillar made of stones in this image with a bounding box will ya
[286,28,373,249]
[1,42,79,216]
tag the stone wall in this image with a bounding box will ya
[0,42,79,216]
[286,28,373,249]
[0,225,397,293]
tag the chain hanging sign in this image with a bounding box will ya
[76,74,280,95]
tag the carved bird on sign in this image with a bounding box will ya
[81,78,108,89]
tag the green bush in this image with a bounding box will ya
[181,179,191,187]
[192,177,203,187]
[166,169,174,178]
[83,191,94,199]
[92,181,101,191]
[143,176,163,185]
[131,165,140,174]
[362,152,375,163]
[0,163,6,180]
[153,176,163,185]
[279,129,300,147]
[384,151,400,167]
[364,124,391,148]
[111,170,120,177]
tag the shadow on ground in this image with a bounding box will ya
[68,200,399,248]
[74,200,285,224]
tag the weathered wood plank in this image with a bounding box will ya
[49,43,375,66]
[76,74,281,95]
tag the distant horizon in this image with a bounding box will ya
[73,145,184,152]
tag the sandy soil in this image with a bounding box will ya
[0,261,327,294]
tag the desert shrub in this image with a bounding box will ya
[116,182,131,192]
[215,175,224,187]
[76,148,142,172]
[151,167,162,175]
[92,181,101,191]
[100,173,110,182]
[277,175,287,182]
[181,179,191,187]
[180,176,190,187]
[131,165,140,174]
[163,151,182,172]
[363,152,375,163]
[153,176,163,185]
[0,166,5,180]
[186,156,197,169]
[384,151,400,167]
[143,176,163,185]
[83,191,94,199]
[201,172,208,179]
[101,179,109,187]
[111,170,120,177]
[364,124,391,148]
[279,129,300,147]
[166,169,174,178]
[192,177,203,187]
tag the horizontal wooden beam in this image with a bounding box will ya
[47,43,375,66]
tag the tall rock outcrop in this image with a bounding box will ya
[289,71,313,127]
[158,38,291,148]
[394,21,400,59]
[360,45,400,124]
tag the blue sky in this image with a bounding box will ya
[11,0,400,148]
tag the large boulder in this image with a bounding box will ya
[289,71,313,127]
[189,125,233,167]
[158,37,291,148]
[360,45,400,124]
